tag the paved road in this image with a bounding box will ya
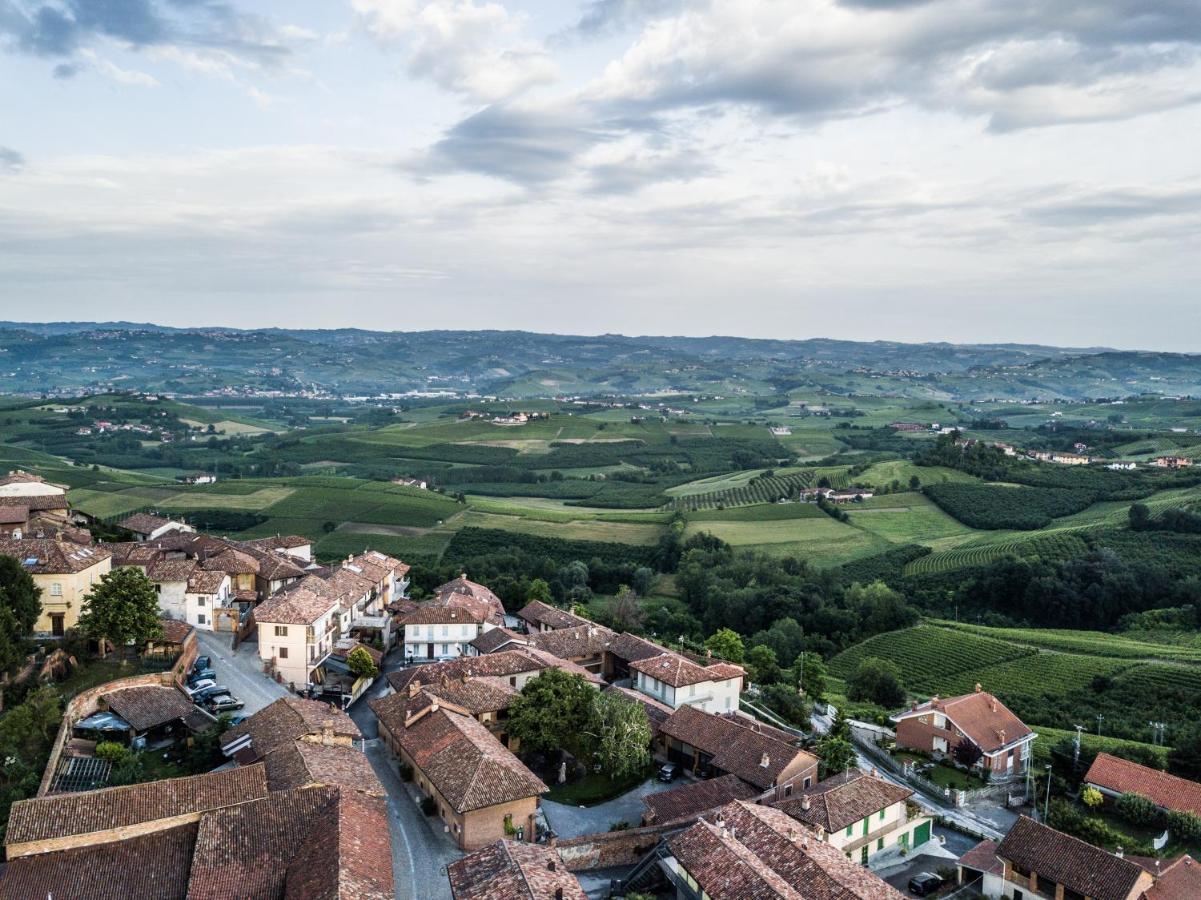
[542,777,679,838]
[195,631,288,716]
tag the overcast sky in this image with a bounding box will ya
[1,0,1199,349]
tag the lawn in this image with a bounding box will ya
[892,752,985,790]
[543,768,652,806]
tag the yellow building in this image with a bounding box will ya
[0,539,112,636]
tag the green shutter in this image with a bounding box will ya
[914,821,931,846]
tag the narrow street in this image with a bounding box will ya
[194,630,288,715]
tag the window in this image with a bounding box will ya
[197,614,206,625]
[197,596,206,607]
[279,647,288,659]
[784,785,793,798]
[877,838,884,851]
[50,582,62,596]
[846,824,854,837]
[803,776,812,789]
[275,625,288,636]
[879,810,885,820]
[441,625,448,637]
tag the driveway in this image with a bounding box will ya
[542,777,680,839]
[194,631,288,716]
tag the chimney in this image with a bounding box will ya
[931,694,939,704]
[801,795,811,811]
[760,753,770,768]
[975,682,982,693]
[1116,846,1124,859]
[320,721,334,746]
[871,767,878,777]
[706,648,713,660]
[461,670,471,683]
[990,697,998,713]
[407,681,420,698]
[547,860,556,872]
[788,825,797,841]
[440,672,450,687]
[998,729,1007,744]
[548,834,557,848]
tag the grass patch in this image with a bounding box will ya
[543,768,651,807]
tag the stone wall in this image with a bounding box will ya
[556,822,684,871]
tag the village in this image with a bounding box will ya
[0,467,1195,900]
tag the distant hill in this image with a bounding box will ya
[0,322,1195,399]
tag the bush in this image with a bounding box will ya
[1168,809,1201,843]
[847,657,905,708]
[94,741,128,762]
[398,762,413,782]
[1082,786,1104,809]
[420,796,437,816]
[1115,792,1162,828]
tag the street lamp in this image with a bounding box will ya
[1044,765,1053,822]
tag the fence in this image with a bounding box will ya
[850,728,1015,808]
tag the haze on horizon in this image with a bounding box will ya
[0,0,1199,351]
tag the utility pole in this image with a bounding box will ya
[1044,764,1053,822]
[1149,721,1166,746]
[1096,714,1104,736]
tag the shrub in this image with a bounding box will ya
[1115,793,1162,828]
[1168,809,1201,843]
[1081,786,1104,809]
[420,796,437,816]
[847,656,905,708]
[94,741,128,762]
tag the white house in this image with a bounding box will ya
[630,652,744,715]
[254,583,342,690]
[401,606,496,661]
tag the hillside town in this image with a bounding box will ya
[0,467,1197,900]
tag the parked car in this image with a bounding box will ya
[225,714,248,727]
[658,762,678,782]
[191,684,231,703]
[192,656,212,673]
[206,694,245,713]
[187,678,216,695]
[908,872,942,896]
[188,668,216,684]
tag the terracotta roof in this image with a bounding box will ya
[237,543,306,581]
[1145,855,1201,900]
[374,675,517,732]
[245,534,311,552]
[186,567,227,594]
[146,557,197,583]
[402,604,486,626]
[103,541,164,567]
[0,505,27,524]
[529,623,616,660]
[220,697,361,758]
[436,574,505,620]
[631,651,744,688]
[517,599,588,631]
[470,626,528,654]
[773,771,912,834]
[644,774,760,825]
[658,705,815,791]
[604,684,675,734]
[895,688,1033,754]
[4,764,268,849]
[385,649,554,694]
[253,583,339,626]
[186,784,392,900]
[200,545,259,575]
[957,839,1004,877]
[607,632,668,664]
[102,685,197,732]
[1085,753,1201,817]
[996,816,1147,900]
[0,538,110,574]
[264,739,386,796]
[0,493,68,511]
[0,822,197,900]
[667,801,906,899]
[0,469,47,485]
[118,513,181,534]
[157,617,193,644]
[448,840,586,900]
[395,707,547,813]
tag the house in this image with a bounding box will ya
[657,704,818,800]
[243,533,314,563]
[252,583,343,690]
[889,422,928,432]
[469,626,530,655]
[391,476,428,490]
[447,840,586,900]
[517,599,589,633]
[1084,752,1201,818]
[772,770,931,867]
[401,604,495,661]
[956,839,1007,896]
[602,631,668,682]
[642,773,760,826]
[0,538,112,637]
[260,737,385,795]
[118,513,195,542]
[630,650,744,714]
[374,673,519,746]
[81,684,213,750]
[662,801,905,900]
[993,816,1154,900]
[892,684,1036,778]
[436,573,505,620]
[175,472,217,485]
[527,623,616,673]
[0,469,67,497]
[1154,456,1194,469]
[184,567,233,631]
[384,702,548,850]
[219,697,361,762]
[0,492,71,524]
[1108,461,1139,471]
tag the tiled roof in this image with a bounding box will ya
[631,651,743,688]
[0,538,110,574]
[1085,753,1201,817]
[146,557,197,583]
[253,583,338,625]
[264,739,386,796]
[238,543,306,581]
[157,617,193,643]
[118,513,179,534]
[643,774,760,825]
[402,604,486,625]
[604,684,674,734]
[470,626,528,654]
[4,764,268,848]
[659,705,815,791]
[667,801,906,899]
[608,632,670,664]
[895,688,1033,754]
[957,839,1004,877]
[517,599,588,631]
[200,545,260,575]
[996,816,1146,900]
[773,771,912,834]
[186,567,227,594]
[395,707,547,813]
[385,649,554,694]
[220,697,361,758]
[0,822,197,900]
[447,840,586,900]
[102,685,197,732]
[245,534,311,551]
[1145,855,1201,900]
[0,493,69,511]
[436,574,505,620]
[0,504,28,524]
[529,623,616,660]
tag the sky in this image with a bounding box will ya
[0,0,1199,350]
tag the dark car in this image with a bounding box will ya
[188,668,216,684]
[191,684,231,703]
[206,694,245,713]
[193,656,212,673]
[908,872,942,897]
[658,762,678,782]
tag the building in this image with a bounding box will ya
[252,583,343,689]
[435,573,505,621]
[527,623,615,673]
[219,696,361,762]
[0,538,112,636]
[401,604,495,661]
[1084,752,1201,818]
[117,513,195,542]
[662,801,905,899]
[641,773,760,826]
[657,704,818,800]
[468,626,530,655]
[175,472,218,485]
[1154,456,1194,469]
[892,684,1036,778]
[384,702,548,850]
[630,650,744,714]
[517,599,589,633]
[0,469,67,497]
[772,770,931,866]
[447,840,586,900]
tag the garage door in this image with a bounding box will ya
[913,821,931,846]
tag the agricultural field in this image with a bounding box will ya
[684,513,890,565]
[903,532,1091,575]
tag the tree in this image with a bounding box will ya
[347,646,378,679]
[76,567,163,657]
[746,645,781,685]
[586,691,651,779]
[0,554,41,634]
[750,617,804,667]
[846,657,905,708]
[506,668,595,758]
[1170,724,1201,780]
[609,585,645,632]
[952,740,983,769]
[799,653,827,702]
[1081,786,1104,809]
[631,567,654,597]
[705,628,745,663]
[816,734,856,778]
[1129,503,1151,531]
[527,578,552,604]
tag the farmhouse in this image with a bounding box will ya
[175,472,217,485]
[892,685,1036,778]
[630,649,744,714]
[118,512,195,542]
[1084,752,1201,818]
[0,469,67,497]
[1154,456,1194,468]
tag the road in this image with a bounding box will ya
[194,630,288,715]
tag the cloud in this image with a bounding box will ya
[0,145,24,169]
[1023,186,1201,228]
[567,0,682,39]
[352,0,556,102]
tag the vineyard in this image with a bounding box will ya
[903,532,1090,576]
[669,470,815,511]
[935,621,1201,663]
[924,483,1099,530]
[925,652,1133,700]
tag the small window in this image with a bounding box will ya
[879,810,885,820]
[197,596,206,607]
[197,613,206,625]
[279,647,289,659]
[274,625,287,637]
[846,824,854,837]
[50,582,63,596]
[803,776,812,789]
